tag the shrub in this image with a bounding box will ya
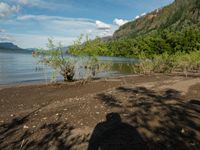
[35,39,76,81]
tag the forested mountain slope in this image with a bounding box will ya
[114,0,200,38]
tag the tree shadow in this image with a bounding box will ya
[189,99,200,105]
[97,86,200,149]
[0,105,88,150]
[88,112,147,150]
[97,94,122,108]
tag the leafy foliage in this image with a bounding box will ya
[132,51,200,76]
[34,39,76,81]
[69,35,107,56]
[69,25,200,58]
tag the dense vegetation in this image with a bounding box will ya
[69,25,200,58]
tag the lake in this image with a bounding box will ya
[0,51,136,85]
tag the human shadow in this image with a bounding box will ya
[88,112,147,150]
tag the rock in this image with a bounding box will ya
[23,125,29,129]
[181,129,185,134]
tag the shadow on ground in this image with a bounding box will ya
[97,86,200,149]
[0,104,89,150]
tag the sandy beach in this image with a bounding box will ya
[0,74,200,149]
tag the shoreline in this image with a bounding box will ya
[1,72,200,90]
[0,74,141,90]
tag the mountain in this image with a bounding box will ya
[0,42,33,53]
[113,0,200,38]
[0,42,21,50]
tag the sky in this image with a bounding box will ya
[0,0,174,48]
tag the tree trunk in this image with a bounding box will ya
[63,70,74,81]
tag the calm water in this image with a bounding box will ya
[0,51,136,85]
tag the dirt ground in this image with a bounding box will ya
[0,74,200,150]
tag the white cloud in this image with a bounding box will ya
[0,29,14,42]
[18,0,29,5]
[17,15,94,23]
[16,0,41,6]
[113,18,128,26]
[15,0,75,11]
[0,29,6,32]
[135,15,140,19]
[17,14,61,21]
[96,20,111,30]
[3,15,117,48]
[0,2,20,19]
[99,30,113,37]
[141,12,146,16]
[17,15,97,33]
[134,12,147,20]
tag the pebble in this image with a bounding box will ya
[96,112,100,115]
[23,125,29,129]
[33,125,36,128]
[43,117,47,120]
[10,114,14,117]
[181,129,185,134]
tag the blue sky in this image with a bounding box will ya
[0,0,174,48]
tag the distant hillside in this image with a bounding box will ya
[114,0,200,38]
[0,42,33,53]
[0,42,21,50]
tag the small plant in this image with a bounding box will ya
[34,38,76,81]
[132,52,154,74]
